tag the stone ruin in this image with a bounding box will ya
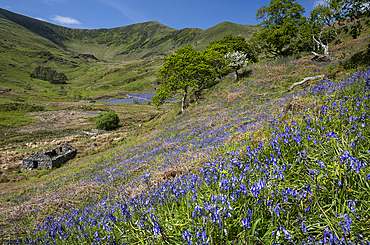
[22,143,77,171]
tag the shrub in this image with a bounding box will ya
[95,112,120,130]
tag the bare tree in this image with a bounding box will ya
[311,31,331,61]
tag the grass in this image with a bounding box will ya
[2,68,370,244]
[1,8,370,244]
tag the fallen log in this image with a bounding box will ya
[288,74,325,92]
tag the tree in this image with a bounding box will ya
[253,0,306,57]
[95,112,120,130]
[204,35,257,80]
[224,51,249,81]
[153,45,217,112]
[207,34,257,63]
[329,0,370,39]
[296,2,336,55]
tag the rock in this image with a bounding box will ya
[91,142,97,148]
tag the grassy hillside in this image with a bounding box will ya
[0,16,369,243]
[0,8,259,62]
[0,7,260,105]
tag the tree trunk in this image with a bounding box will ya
[181,87,187,112]
[235,69,239,81]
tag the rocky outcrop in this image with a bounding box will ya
[22,143,77,170]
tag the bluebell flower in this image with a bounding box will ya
[301,221,307,233]
[152,221,161,236]
[280,225,292,240]
[182,229,192,245]
[241,217,250,228]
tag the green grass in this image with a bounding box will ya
[0,111,35,129]
[0,8,261,100]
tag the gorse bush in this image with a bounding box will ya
[12,70,370,244]
[95,112,120,130]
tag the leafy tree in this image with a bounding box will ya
[329,0,370,39]
[294,2,338,58]
[95,112,120,130]
[253,0,306,57]
[204,35,257,80]
[153,45,217,112]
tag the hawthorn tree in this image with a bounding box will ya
[153,45,217,112]
[224,51,249,81]
[253,0,306,57]
[204,35,257,80]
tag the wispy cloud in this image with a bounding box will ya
[0,5,11,9]
[36,17,47,22]
[50,15,81,25]
[97,0,146,23]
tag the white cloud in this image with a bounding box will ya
[0,5,11,9]
[36,17,47,22]
[50,15,81,25]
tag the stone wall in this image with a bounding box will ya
[22,143,77,170]
[51,149,77,168]
[22,152,52,170]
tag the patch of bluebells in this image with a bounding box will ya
[8,69,370,244]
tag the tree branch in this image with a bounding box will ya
[288,75,325,92]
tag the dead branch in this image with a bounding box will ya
[288,75,325,92]
[312,31,330,60]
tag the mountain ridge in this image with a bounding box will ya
[0,7,260,96]
[0,8,260,61]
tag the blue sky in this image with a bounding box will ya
[0,0,323,30]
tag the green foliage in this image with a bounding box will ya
[0,102,44,113]
[95,112,120,130]
[201,35,257,81]
[253,0,306,57]
[0,111,35,129]
[30,66,68,84]
[207,34,258,63]
[329,0,370,39]
[153,45,217,111]
[297,3,337,53]
[340,49,370,70]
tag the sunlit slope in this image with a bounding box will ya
[0,7,260,95]
[193,21,260,51]
[0,8,260,62]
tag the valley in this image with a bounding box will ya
[0,5,370,244]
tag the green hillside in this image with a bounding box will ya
[0,8,259,62]
[0,8,260,97]
[1,2,370,243]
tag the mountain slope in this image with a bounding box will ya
[0,8,260,62]
[0,8,260,95]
